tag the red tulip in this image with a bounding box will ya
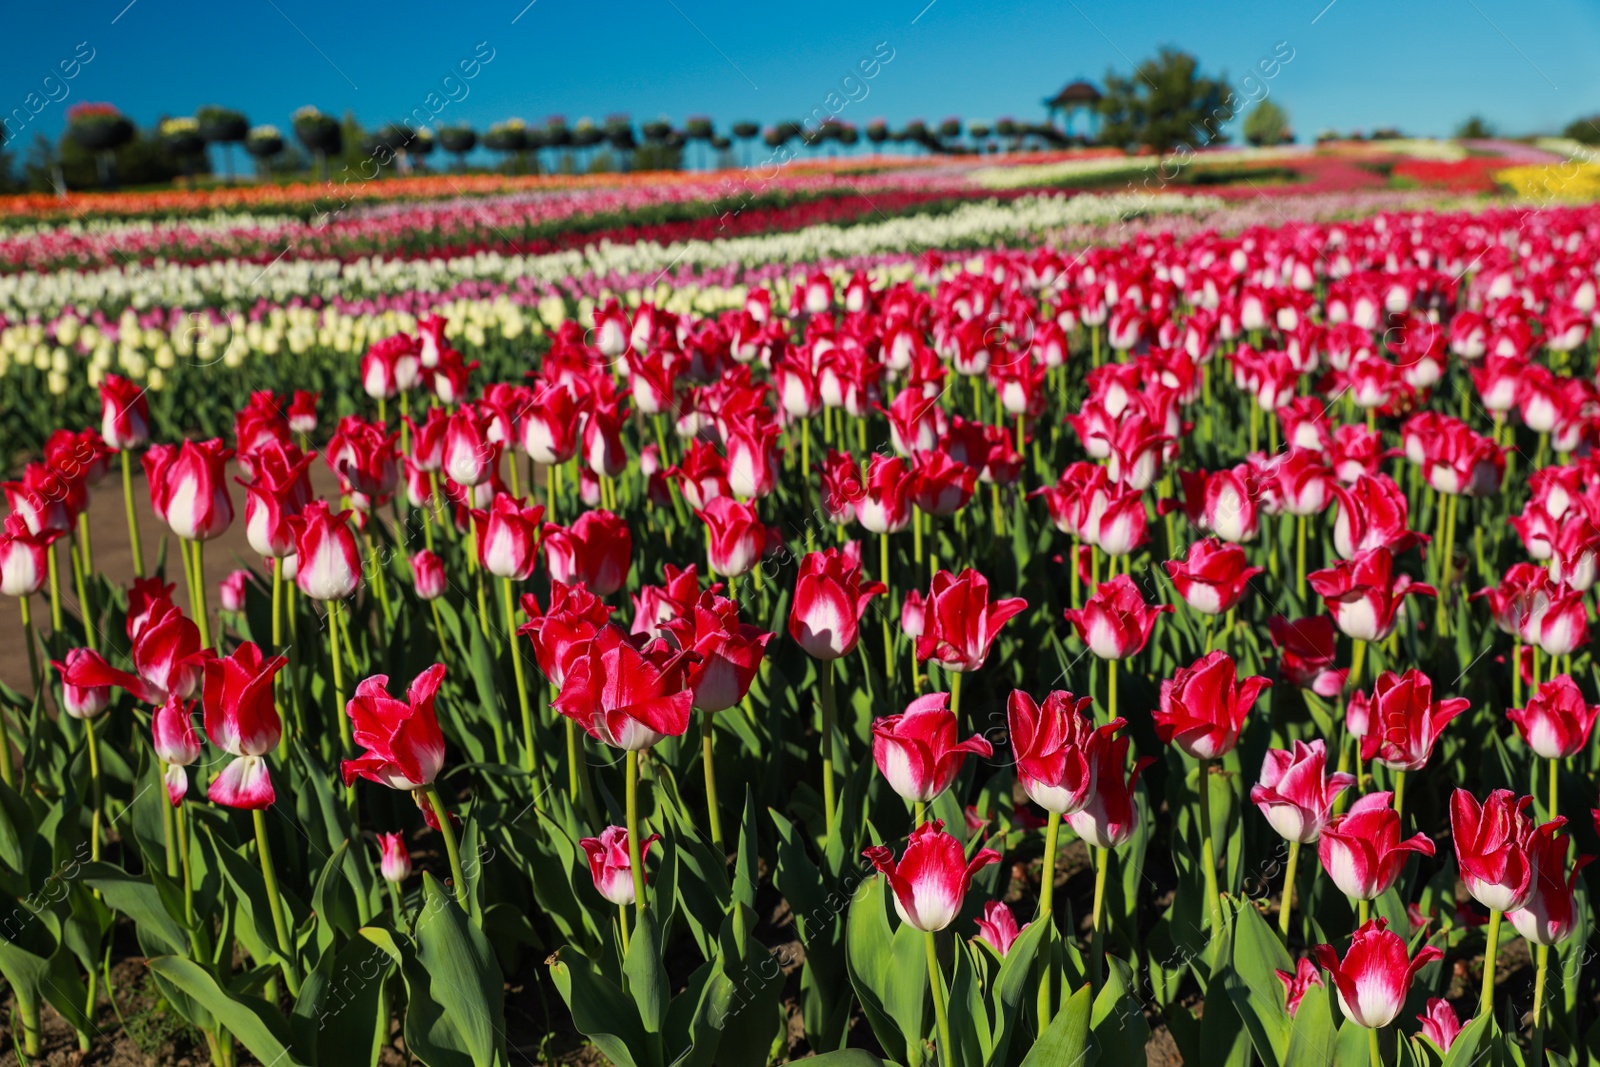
[1416,999,1462,1053]
[152,693,201,806]
[862,820,1000,932]
[1452,788,1538,912]
[856,453,915,534]
[789,543,886,660]
[699,497,764,578]
[1356,669,1469,771]
[871,693,994,804]
[1507,819,1592,945]
[202,642,287,809]
[582,825,661,906]
[52,649,111,720]
[1266,615,1347,696]
[443,407,496,488]
[1312,919,1443,1029]
[239,444,315,559]
[100,374,151,451]
[1422,421,1504,497]
[327,416,399,509]
[0,514,53,596]
[1164,538,1263,616]
[1523,582,1589,656]
[471,493,544,581]
[219,570,250,612]
[45,429,111,488]
[1154,650,1270,760]
[914,568,1027,673]
[724,416,782,498]
[630,563,702,639]
[1471,562,1552,634]
[820,450,862,525]
[518,580,614,687]
[290,501,362,601]
[157,439,235,541]
[411,550,446,601]
[1276,958,1322,1017]
[974,901,1027,957]
[1274,448,1334,516]
[669,440,730,511]
[1330,475,1421,559]
[1008,689,1122,815]
[142,444,177,524]
[287,391,318,435]
[0,464,69,538]
[378,832,412,883]
[550,624,699,750]
[341,664,449,791]
[1307,547,1435,642]
[1100,411,1170,490]
[885,387,943,455]
[1507,674,1600,759]
[520,382,582,465]
[1067,732,1152,849]
[662,591,771,713]
[1318,792,1435,900]
[1178,467,1259,544]
[1063,575,1171,660]
[1251,740,1355,843]
[773,352,821,418]
[542,510,632,596]
[910,451,977,516]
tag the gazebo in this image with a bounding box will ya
[1045,80,1102,142]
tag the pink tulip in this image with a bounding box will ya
[871,693,993,804]
[862,820,1000,932]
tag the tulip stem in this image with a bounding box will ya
[1367,1025,1382,1067]
[1295,515,1307,602]
[949,669,962,722]
[160,792,177,879]
[425,785,470,909]
[176,800,196,933]
[924,930,954,1067]
[1548,757,1559,821]
[1090,846,1109,990]
[252,809,300,996]
[502,578,537,775]
[120,449,145,578]
[19,594,40,695]
[328,601,351,755]
[617,903,631,955]
[1512,637,1523,708]
[1531,943,1549,1067]
[1480,908,1502,1016]
[1278,840,1300,939]
[1393,771,1406,828]
[1036,810,1062,1024]
[626,750,647,912]
[1349,639,1367,692]
[191,541,212,651]
[47,537,64,636]
[702,711,724,856]
[86,718,102,863]
[1108,658,1118,725]
[880,533,895,688]
[819,660,838,832]
[1435,493,1457,637]
[1358,898,1370,925]
[1196,760,1224,940]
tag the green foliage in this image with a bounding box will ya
[1098,48,1234,152]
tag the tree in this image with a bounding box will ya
[1098,48,1233,152]
[437,125,476,170]
[1455,115,1495,140]
[483,119,531,173]
[160,117,207,184]
[292,106,342,180]
[731,120,758,164]
[1561,115,1600,145]
[196,106,248,182]
[65,103,134,186]
[245,125,285,179]
[1243,99,1291,146]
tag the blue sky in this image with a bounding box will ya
[2,0,1598,160]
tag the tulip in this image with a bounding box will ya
[152,693,201,806]
[520,382,582,466]
[581,394,629,480]
[856,453,915,534]
[100,374,150,451]
[411,550,446,601]
[973,901,1027,958]
[1251,740,1355,844]
[1063,575,1171,660]
[669,440,729,511]
[1276,958,1322,1017]
[724,416,782,498]
[161,439,235,541]
[789,543,886,661]
[914,568,1027,677]
[863,820,1001,932]
[698,496,764,578]
[1522,582,1589,657]
[219,569,250,613]
[326,417,400,509]
[0,514,52,597]
[581,826,661,907]
[1067,732,1152,850]
[542,510,632,596]
[1508,819,1590,946]
[52,649,111,720]
[1330,475,1421,560]
[871,693,993,806]
[1452,788,1537,913]
[1266,615,1347,697]
[239,445,315,559]
[630,564,702,639]
[1154,650,1270,761]
[1307,547,1435,643]
[1007,688,1120,814]
[290,502,362,602]
[201,642,285,811]
[287,391,318,436]
[1416,999,1461,1054]
[551,625,698,751]
[1178,467,1259,544]
[1318,792,1433,902]
[1164,538,1263,616]
[341,664,448,793]
[443,407,496,488]
[1312,919,1443,1029]
[518,581,614,688]
[820,450,862,525]
[1357,669,1469,773]
[377,832,412,884]
[910,451,978,516]
[663,592,770,715]
[471,493,544,581]
[1507,674,1598,762]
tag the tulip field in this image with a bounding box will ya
[3,150,1600,1067]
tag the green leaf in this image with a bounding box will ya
[626,908,671,1036]
[845,873,904,1059]
[1092,953,1150,1067]
[988,913,1051,1065]
[410,873,507,1067]
[732,787,759,917]
[81,861,189,958]
[146,956,310,1067]
[1226,899,1294,1067]
[549,945,648,1067]
[801,1053,890,1067]
[881,915,929,1062]
[1020,982,1093,1067]
[1283,965,1338,1067]
[1439,1012,1498,1067]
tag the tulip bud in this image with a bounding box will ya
[377,832,412,884]
[53,649,111,719]
[412,550,446,601]
[581,826,661,906]
[219,569,250,612]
